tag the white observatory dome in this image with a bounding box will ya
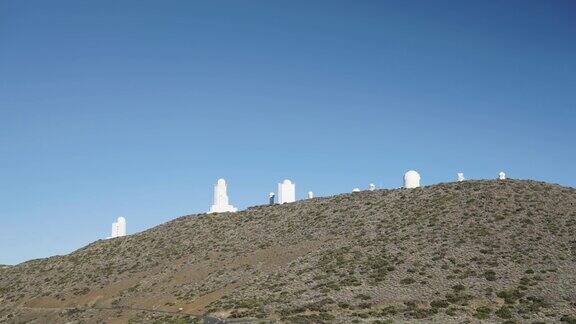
[404,170,421,189]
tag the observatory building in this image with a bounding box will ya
[457,173,465,182]
[209,179,238,213]
[308,191,314,199]
[499,172,506,180]
[278,179,296,204]
[111,217,126,238]
[404,170,421,188]
[369,183,376,191]
[269,192,275,205]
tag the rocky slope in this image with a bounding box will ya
[1,180,576,323]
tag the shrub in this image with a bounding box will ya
[451,284,465,291]
[445,307,457,316]
[497,289,524,304]
[430,300,449,308]
[483,270,497,281]
[355,293,371,301]
[560,315,576,324]
[474,306,492,319]
[379,306,397,316]
[495,305,513,319]
[406,308,438,319]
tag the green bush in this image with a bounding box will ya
[560,315,576,324]
[474,306,492,319]
[497,289,524,304]
[483,270,497,281]
[495,305,513,319]
[451,284,465,291]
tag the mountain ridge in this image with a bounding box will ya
[1,179,576,323]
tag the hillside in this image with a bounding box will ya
[1,180,576,323]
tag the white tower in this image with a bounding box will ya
[278,179,296,204]
[111,216,126,238]
[117,217,126,236]
[209,179,238,213]
[111,222,119,238]
[308,191,314,199]
[457,173,465,182]
[404,170,421,188]
[368,183,376,191]
[499,172,506,180]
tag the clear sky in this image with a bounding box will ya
[1,1,575,265]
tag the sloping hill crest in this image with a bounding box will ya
[1,180,576,323]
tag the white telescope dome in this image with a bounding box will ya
[404,170,421,189]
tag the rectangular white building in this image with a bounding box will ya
[110,217,126,238]
[278,179,296,204]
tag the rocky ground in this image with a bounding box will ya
[1,179,576,323]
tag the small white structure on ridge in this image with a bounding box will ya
[457,173,465,182]
[499,172,506,180]
[352,188,360,192]
[278,179,296,204]
[111,216,126,238]
[308,191,314,199]
[368,183,376,191]
[404,170,421,188]
[269,192,275,205]
[209,179,237,213]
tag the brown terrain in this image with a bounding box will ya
[1,179,576,323]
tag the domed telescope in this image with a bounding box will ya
[404,170,421,189]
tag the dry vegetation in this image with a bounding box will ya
[1,180,576,323]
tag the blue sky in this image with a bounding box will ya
[1,1,575,265]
